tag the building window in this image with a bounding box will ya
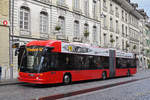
[20,6,30,31]
[84,0,89,16]
[93,0,96,19]
[74,0,80,9]
[122,24,124,34]
[115,7,119,17]
[103,15,107,28]
[122,40,124,50]
[125,13,128,22]
[40,12,48,34]
[115,7,118,13]
[58,16,65,34]
[110,3,113,13]
[125,26,128,36]
[129,15,131,24]
[84,23,89,38]
[103,0,106,7]
[131,16,133,24]
[116,36,119,47]
[116,20,119,33]
[84,23,89,32]
[93,26,97,43]
[57,0,65,5]
[122,10,124,20]
[110,17,113,30]
[74,20,80,37]
[110,3,112,9]
[104,34,107,46]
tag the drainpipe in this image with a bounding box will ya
[9,0,14,79]
[50,0,52,37]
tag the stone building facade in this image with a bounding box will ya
[0,0,10,79]
[100,0,143,53]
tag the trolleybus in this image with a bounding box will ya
[17,40,136,84]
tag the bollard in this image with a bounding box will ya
[0,67,1,81]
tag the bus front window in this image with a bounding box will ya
[19,46,44,73]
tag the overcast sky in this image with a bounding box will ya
[131,0,150,17]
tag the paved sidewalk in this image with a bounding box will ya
[0,79,21,86]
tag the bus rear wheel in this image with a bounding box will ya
[102,72,107,80]
[63,74,71,85]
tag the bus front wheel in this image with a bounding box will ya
[102,72,107,80]
[63,74,71,85]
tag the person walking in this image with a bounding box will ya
[0,64,2,81]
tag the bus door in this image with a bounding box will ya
[109,50,116,78]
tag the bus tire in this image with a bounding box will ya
[102,72,107,80]
[127,70,130,77]
[63,74,71,85]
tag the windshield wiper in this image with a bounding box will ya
[38,56,45,73]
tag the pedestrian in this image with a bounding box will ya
[0,64,2,81]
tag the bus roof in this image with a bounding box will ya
[26,40,61,47]
[26,40,62,52]
[26,40,135,58]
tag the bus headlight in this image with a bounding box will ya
[36,77,39,80]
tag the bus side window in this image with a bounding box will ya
[83,55,90,70]
[93,56,99,69]
[126,59,131,68]
[89,56,93,69]
[65,54,75,69]
[97,57,102,69]
[101,57,109,69]
[130,59,136,68]
[116,58,121,68]
[57,53,67,70]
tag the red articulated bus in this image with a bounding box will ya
[17,40,136,84]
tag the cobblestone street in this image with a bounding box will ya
[0,70,149,100]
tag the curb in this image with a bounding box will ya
[0,79,22,86]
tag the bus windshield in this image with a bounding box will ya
[19,46,44,73]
